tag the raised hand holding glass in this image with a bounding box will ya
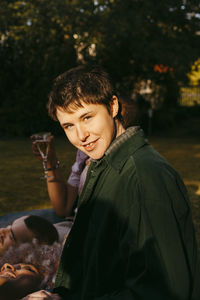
[32,132,51,179]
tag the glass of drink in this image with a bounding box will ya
[32,132,51,179]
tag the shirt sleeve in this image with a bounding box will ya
[67,150,88,188]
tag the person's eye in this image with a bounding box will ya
[21,265,37,273]
[9,229,17,244]
[64,124,74,130]
[9,233,16,243]
[9,234,14,241]
[25,267,36,273]
[84,115,92,121]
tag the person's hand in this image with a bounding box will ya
[30,135,57,164]
[20,289,61,299]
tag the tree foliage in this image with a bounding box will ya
[0,0,200,135]
[80,0,200,100]
[0,0,77,135]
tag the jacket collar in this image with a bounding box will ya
[103,127,148,172]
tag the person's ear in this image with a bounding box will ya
[110,96,119,118]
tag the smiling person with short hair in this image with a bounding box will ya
[25,65,200,300]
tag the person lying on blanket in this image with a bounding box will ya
[0,215,58,256]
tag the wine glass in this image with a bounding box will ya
[32,132,51,179]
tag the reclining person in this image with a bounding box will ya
[0,215,59,256]
[0,262,42,300]
[0,241,62,300]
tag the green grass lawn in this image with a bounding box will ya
[0,137,76,213]
[0,134,200,249]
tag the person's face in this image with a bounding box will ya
[0,263,41,299]
[56,97,122,160]
[0,216,35,256]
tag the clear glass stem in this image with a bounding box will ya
[43,158,49,179]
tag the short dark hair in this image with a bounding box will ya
[48,64,119,121]
[24,215,58,245]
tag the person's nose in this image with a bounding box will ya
[76,125,89,142]
[1,263,15,272]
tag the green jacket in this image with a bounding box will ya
[54,128,200,300]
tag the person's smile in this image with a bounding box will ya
[82,138,99,152]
